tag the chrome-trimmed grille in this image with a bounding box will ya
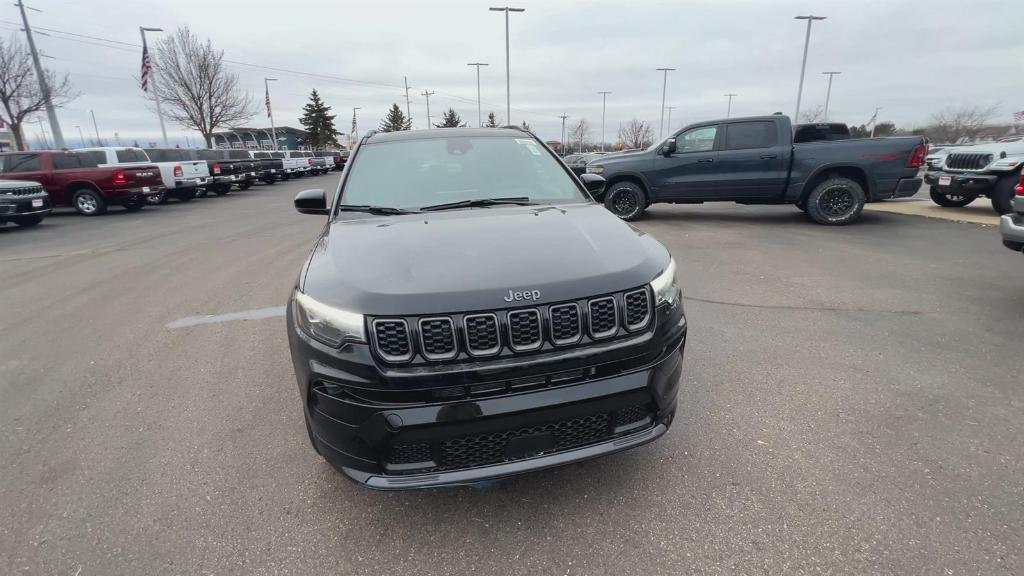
[588,296,618,339]
[371,319,413,362]
[418,317,457,360]
[945,152,992,171]
[0,185,45,197]
[463,313,501,356]
[623,288,651,332]
[549,303,582,345]
[507,308,542,351]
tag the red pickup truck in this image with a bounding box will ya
[0,150,165,215]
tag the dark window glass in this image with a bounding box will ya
[196,150,222,161]
[3,154,41,173]
[724,122,777,150]
[271,152,284,159]
[227,150,250,159]
[677,125,718,153]
[116,149,149,163]
[53,153,98,169]
[253,152,269,159]
[146,149,185,162]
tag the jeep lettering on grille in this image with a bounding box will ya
[503,289,541,303]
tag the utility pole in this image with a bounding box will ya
[139,27,168,146]
[598,91,611,152]
[793,15,826,127]
[351,107,361,145]
[869,107,882,138]
[467,63,489,127]
[35,117,49,149]
[821,71,841,121]
[724,93,737,118]
[403,76,413,127]
[73,125,85,148]
[264,77,278,149]
[185,134,191,148]
[656,67,675,139]
[90,109,101,146]
[17,0,64,148]
[489,6,525,126]
[665,106,676,133]
[558,114,568,154]
[421,90,434,128]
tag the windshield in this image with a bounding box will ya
[338,135,586,211]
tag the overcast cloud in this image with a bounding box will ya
[5,0,1022,147]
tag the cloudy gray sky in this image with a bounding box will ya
[5,0,1022,147]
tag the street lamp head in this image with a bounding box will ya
[140,27,163,32]
[265,77,278,82]
[822,71,841,75]
[467,62,489,66]
[490,6,525,11]
[655,67,676,72]
[793,15,826,20]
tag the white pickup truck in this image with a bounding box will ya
[75,147,210,203]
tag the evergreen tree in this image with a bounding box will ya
[434,107,467,128]
[378,103,411,132]
[484,111,500,128]
[298,89,340,148]
[520,120,531,132]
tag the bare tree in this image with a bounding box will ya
[152,26,256,147]
[799,105,825,124]
[0,36,76,151]
[925,104,1000,143]
[618,118,653,150]
[569,118,590,153]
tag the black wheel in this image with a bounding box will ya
[929,186,976,208]
[212,184,231,196]
[146,190,168,205]
[71,188,107,216]
[261,177,275,185]
[237,180,253,191]
[804,177,866,225]
[123,199,146,211]
[12,214,43,227]
[603,181,647,221]
[990,173,1019,215]
[176,188,197,202]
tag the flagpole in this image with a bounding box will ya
[264,78,278,150]
[140,27,168,146]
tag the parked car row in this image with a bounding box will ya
[924,138,1024,214]
[0,146,344,227]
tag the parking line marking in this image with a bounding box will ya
[166,306,286,329]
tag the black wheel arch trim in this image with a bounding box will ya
[795,162,876,203]
[603,171,655,202]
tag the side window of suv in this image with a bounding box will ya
[724,121,777,150]
[677,126,717,153]
[3,154,41,173]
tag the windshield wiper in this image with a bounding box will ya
[419,197,536,212]
[336,204,417,215]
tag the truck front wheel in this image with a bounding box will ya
[990,173,1019,215]
[603,181,647,221]
[929,186,975,208]
[804,177,865,225]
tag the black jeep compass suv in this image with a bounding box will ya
[287,127,687,489]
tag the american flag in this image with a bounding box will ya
[265,86,272,118]
[139,39,152,92]
[1014,110,1024,123]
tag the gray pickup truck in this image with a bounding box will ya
[586,114,927,225]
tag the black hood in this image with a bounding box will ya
[300,203,670,316]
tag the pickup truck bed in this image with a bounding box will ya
[587,114,926,225]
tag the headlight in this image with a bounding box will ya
[292,291,366,347]
[649,257,680,306]
[586,165,604,174]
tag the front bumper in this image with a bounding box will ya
[0,194,51,219]
[288,300,687,490]
[924,171,998,195]
[108,186,164,203]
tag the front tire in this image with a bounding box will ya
[804,177,866,225]
[12,214,43,227]
[929,186,976,208]
[990,173,1019,215]
[603,181,647,221]
[71,189,107,216]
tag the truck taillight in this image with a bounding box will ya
[173,165,183,177]
[112,169,127,185]
[307,159,313,166]
[1016,172,1024,196]
[212,163,221,175]
[906,143,928,168]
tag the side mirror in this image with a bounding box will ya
[294,189,328,215]
[661,138,677,157]
[579,172,606,194]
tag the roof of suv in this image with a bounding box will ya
[367,127,531,143]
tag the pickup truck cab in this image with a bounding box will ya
[924,140,1024,214]
[0,179,51,227]
[77,147,209,204]
[0,150,164,215]
[587,114,927,225]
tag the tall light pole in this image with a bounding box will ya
[489,6,525,126]
[467,63,489,127]
[821,71,840,121]
[421,90,434,128]
[351,107,361,146]
[793,15,826,126]
[724,93,737,118]
[17,0,64,148]
[558,114,568,153]
[656,67,675,139]
[869,107,883,138]
[598,91,611,151]
[73,125,85,148]
[665,106,676,132]
[403,76,413,126]
[264,77,278,149]
[139,27,168,146]
[90,109,101,146]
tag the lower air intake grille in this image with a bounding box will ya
[372,319,412,361]
[388,443,432,465]
[614,404,651,428]
[507,309,542,351]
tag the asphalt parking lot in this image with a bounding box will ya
[2,175,1022,575]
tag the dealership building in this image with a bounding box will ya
[210,126,309,150]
